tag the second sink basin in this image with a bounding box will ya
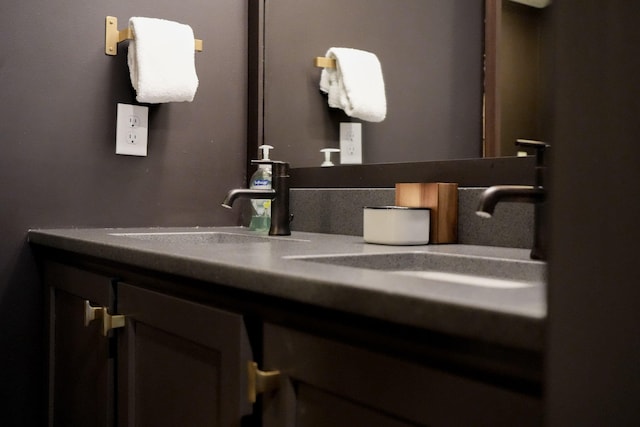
[287,251,545,289]
[109,231,309,244]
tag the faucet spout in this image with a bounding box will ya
[221,160,292,236]
[476,185,545,218]
[476,139,550,260]
[476,184,547,260]
[222,189,276,209]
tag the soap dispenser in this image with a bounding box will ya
[249,145,274,232]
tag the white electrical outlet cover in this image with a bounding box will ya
[116,103,148,156]
[340,122,362,164]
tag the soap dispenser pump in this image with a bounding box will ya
[249,145,274,232]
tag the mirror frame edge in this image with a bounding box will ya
[484,0,501,157]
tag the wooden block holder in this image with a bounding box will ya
[395,183,458,244]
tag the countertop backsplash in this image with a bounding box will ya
[290,188,534,249]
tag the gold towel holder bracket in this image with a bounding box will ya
[314,57,336,69]
[105,16,204,56]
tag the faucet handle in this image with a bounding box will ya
[516,139,549,149]
[516,139,549,167]
[251,159,287,165]
[251,159,290,177]
[517,139,549,188]
[251,159,289,170]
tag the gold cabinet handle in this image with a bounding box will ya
[83,300,125,336]
[84,301,104,327]
[101,312,126,336]
[247,361,280,403]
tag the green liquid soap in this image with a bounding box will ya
[249,215,270,233]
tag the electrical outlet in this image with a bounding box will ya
[116,103,148,156]
[127,131,138,144]
[339,122,362,164]
[128,115,140,128]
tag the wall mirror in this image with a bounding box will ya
[248,0,551,186]
[486,0,551,157]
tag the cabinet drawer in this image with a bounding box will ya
[263,323,542,427]
[44,260,113,306]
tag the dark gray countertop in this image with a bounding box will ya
[28,226,546,351]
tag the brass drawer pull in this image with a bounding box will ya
[83,300,125,336]
[101,312,125,336]
[84,301,104,326]
[247,361,280,403]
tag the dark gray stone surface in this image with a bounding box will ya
[28,226,545,351]
[290,188,395,236]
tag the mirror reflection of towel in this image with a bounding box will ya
[319,47,386,122]
[127,17,199,103]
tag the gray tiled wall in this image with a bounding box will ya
[290,188,534,249]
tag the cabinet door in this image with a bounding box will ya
[116,283,254,427]
[45,262,115,427]
[262,323,542,427]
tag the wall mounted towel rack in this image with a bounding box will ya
[315,57,336,68]
[105,16,203,56]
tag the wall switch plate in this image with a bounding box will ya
[339,122,362,164]
[116,103,148,156]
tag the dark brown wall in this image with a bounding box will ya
[263,0,484,167]
[0,1,247,424]
[547,1,640,425]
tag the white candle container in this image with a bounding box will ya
[363,206,431,245]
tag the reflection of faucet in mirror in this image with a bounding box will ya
[320,148,340,167]
[476,140,549,260]
[222,160,292,236]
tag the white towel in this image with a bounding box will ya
[127,17,199,103]
[319,48,386,122]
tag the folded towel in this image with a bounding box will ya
[127,17,199,103]
[319,48,386,122]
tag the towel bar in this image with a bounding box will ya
[105,16,203,56]
[315,57,336,68]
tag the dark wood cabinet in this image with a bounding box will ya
[262,323,542,427]
[45,262,253,427]
[44,259,541,426]
[116,283,253,427]
[45,261,115,427]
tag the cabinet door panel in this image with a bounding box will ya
[263,323,542,427]
[117,283,253,427]
[52,290,113,427]
[133,323,221,426]
[295,384,415,427]
[44,261,115,427]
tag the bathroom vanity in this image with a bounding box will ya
[30,227,544,426]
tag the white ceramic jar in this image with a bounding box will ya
[363,206,431,245]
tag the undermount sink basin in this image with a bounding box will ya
[288,252,546,289]
[109,231,309,244]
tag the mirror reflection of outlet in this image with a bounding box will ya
[116,103,148,156]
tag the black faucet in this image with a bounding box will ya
[476,140,549,260]
[222,160,292,236]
